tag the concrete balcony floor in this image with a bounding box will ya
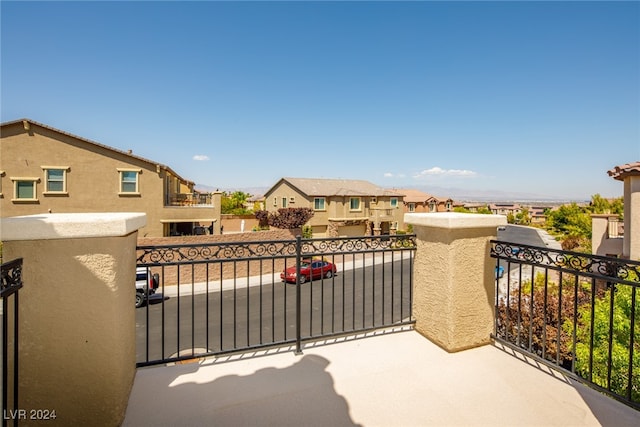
[124,328,639,426]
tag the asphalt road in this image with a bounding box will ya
[136,258,413,364]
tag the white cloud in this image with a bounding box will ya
[384,172,406,179]
[193,155,210,161]
[414,167,477,178]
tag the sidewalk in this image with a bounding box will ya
[156,253,392,298]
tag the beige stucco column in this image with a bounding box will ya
[405,213,507,352]
[624,175,640,260]
[0,212,146,426]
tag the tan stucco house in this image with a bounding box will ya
[592,161,640,260]
[0,119,222,237]
[264,177,405,237]
[396,188,454,213]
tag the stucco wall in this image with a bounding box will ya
[0,121,221,237]
[1,213,144,426]
[406,213,506,352]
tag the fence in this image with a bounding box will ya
[491,241,639,410]
[1,258,23,427]
[136,234,416,367]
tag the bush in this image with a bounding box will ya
[254,208,314,230]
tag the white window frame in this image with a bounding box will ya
[390,198,398,208]
[117,168,141,195]
[11,177,39,202]
[42,166,69,194]
[273,196,277,207]
[314,197,326,211]
[281,197,288,208]
[349,197,361,211]
[429,202,436,212]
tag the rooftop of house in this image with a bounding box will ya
[608,161,640,181]
[274,177,404,197]
[1,118,195,186]
[123,329,640,426]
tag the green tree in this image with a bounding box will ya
[221,191,253,215]
[570,283,640,402]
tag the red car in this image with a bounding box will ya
[281,259,337,283]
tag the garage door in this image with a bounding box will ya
[337,224,366,237]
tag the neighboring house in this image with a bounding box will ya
[0,119,222,237]
[592,161,640,260]
[264,177,405,237]
[395,188,454,213]
[489,203,522,216]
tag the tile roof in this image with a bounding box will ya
[393,188,439,203]
[608,161,640,181]
[281,177,403,197]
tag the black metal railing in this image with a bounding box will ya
[136,234,416,367]
[1,258,23,427]
[491,241,639,410]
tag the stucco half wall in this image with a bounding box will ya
[1,212,146,426]
[405,213,507,352]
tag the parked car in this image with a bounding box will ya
[136,267,159,308]
[281,259,337,283]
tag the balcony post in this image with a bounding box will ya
[405,213,507,352]
[0,212,146,426]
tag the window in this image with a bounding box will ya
[118,168,141,194]
[0,170,4,196]
[349,197,361,211]
[408,203,415,212]
[446,202,452,211]
[429,202,436,212]
[42,167,69,193]
[11,177,38,201]
[282,197,288,208]
[390,198,398,208]
[314,197,326,211]
[273,197,277,207]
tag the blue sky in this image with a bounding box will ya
[2,1,638,200]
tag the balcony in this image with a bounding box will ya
[123,328,639,426]
[1,213,638,426]
[166,192,214,207]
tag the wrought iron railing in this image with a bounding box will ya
[136,234,416,367]
[491,241,639,410]
[1,258,23,427]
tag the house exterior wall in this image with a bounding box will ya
[591,214,623,257]
[264,180,404,236]
[625,175,640,260]
[0,121,221,237]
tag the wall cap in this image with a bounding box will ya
[405,212,507,229]
[0,212,147,241]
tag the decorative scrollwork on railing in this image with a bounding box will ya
[491,240,640,285]
[301,235,417,255]
[1,258,24,298]
[137,240,298,264]
[137,235,417,265]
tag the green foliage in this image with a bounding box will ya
[302,225,313,238]
[589,194,624,216]
[221,191,253,215]
[571,284,640,402]
[477,206,492,215]
[254,208,314,230]
[499,268,640,403]
[453,206,470,213]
